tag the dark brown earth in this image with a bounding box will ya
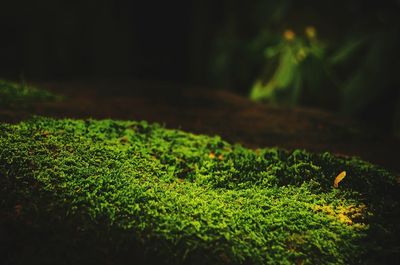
[1,79,399,174]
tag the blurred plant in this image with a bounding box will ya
[250,26,329,106]
[249,23,400,134]
[210,0,400,135]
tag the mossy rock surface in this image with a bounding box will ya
[0,118,399,264]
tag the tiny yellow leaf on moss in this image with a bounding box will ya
[334,171,346,188]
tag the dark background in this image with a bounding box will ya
[1,0,400,133]
[0,0,222,84]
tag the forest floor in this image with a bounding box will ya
[1,78,399,174]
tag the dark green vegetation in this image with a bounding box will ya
[0,79,60,108]
[1,118,399,265]
[210,1,400,135]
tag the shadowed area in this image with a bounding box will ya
[1,79,399,174]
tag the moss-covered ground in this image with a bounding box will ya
[1,118,399,264]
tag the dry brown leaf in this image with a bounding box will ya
[334,171,346,188]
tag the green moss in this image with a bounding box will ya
[0,79,61,108]
[0,118,399,264]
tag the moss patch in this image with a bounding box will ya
[0,79,60,108]
[0,118,399,264]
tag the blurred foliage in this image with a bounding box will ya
[250,27,327,106]
[210,0,400,135]
[0,79,61,109]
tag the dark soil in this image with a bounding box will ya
[1,79,399,174]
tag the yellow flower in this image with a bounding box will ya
[305,26,316,39]
[283,29,295,41]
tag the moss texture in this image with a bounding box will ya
[0,118,399,265]
[0,79,60,108]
